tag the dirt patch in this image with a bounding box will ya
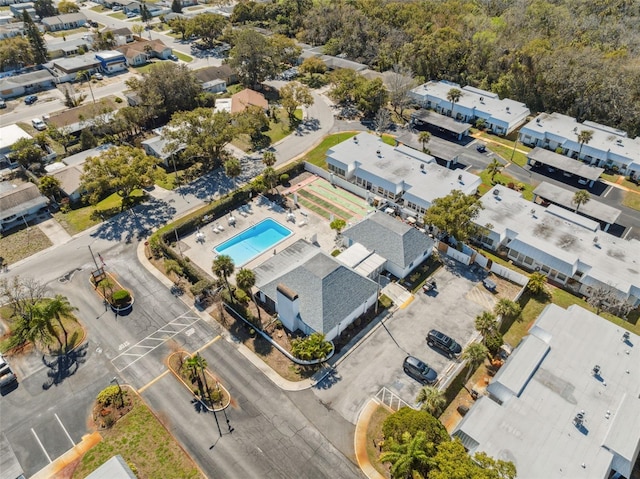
[488,273,525,300]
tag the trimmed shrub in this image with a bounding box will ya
[190,279,215,297]
[382,407,449,445]
[280,173,289,184]
[97,385,121,407]
[111,289,131,305]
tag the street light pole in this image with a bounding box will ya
[110,377,124,408]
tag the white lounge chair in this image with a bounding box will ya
[217,223,225,232]
[212,226,220,234]
[239,210,248,218]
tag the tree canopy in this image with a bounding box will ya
[80,146,159,204]
[424,190,483,243]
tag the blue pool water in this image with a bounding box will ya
[214,218,292,266]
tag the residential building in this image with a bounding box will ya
[0,21,26,39]
[51,164,84,202]
[230,88,268,114]
[473,186,640,307]
[254,239,378,341]
[298,45,368,72]
[105,27,134,45]
[141,128,181,167]
[408,80,530,135]
[453,303,640,479]
[47,99,121,134]
[518,112,640,178]
[193,65,237,92]
[341,211,434,279]
[9,2,35,18]
[115,39,172,66]
[95,50,127,73]
[47,37,91,58]
[85,455,137,479]
[325,132,481,218]
[41,12,87,31]
[0,69,56,98]
[0,182,48,232]
[0,124,31,169]
[45,53,101,82]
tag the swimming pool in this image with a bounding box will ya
[214,218,292,266]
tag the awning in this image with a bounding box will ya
[406,216,417,224]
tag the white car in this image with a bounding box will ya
[32,118,47,131]
[94,72,104,80]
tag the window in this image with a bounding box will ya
[541,265,550,274]
[524,256,534,265]
[556,273,567,282]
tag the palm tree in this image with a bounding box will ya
[576,129,594,159]
[164,259,184,284]
[262,151,276,168]
[183,353,210,402]
[380,431,432,479]
[415,385,446,416]
[462,342,489,381]
[487,158,503,183]
[75,69,95,104]
[42,294,77,351]
[493,298,521,320]
[23,303,61,349]
[224,157,242,190]
[475,311,498,342]
[572,189,591,213]
[418,131,431,153]
[212,254,235,300]
[263,166,278,195]
[236,268,261,323]
[526,271,547,295]
[446,88,462,117]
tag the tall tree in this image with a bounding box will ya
[212,254,235,299]
[462,342,488,381]
[229,29,275,88]
[279,82,314,124]
[263,166,278,194]
[387,64,415,118]
[163,108,237,169]
[0,36,34,70]
[224,157,242,189]
[487,158,503,183]
[125,63,200,121]
[424,190,483,243]
[80,146,159,205]
[262,151,276,168]
[576,129,594,159]
[187,13,227,48]
[493,298,521,320]
[446,88,462,117]
[416,386,446,417]
[170,0,182,13]
[380,431,432,479]
[475,311,498,343]
[39,175,61,200]
[42,294,77,351]
[11,138,45,169]
[183,353,210,402]
[356,77,388,116]
[140,2,152,23]
[57,0,79,13]
[33,0,57,18]
[23,10,48,64]
[526,272,548,295]
[418,131,431,153]
[236,268,260,323]
[572,189,591,212]
[429,439,516,479]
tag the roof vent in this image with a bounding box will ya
[616,139,623,144]
[622,331,630,341]
[573,127,578,132]
[536,118,541,124]
[353,136,358,144]
[493,188,500,196]
[593,236,599,244]
[592,365,600,376]
[420,163,425,170]
[376,149,381,157]
[505,106,510,112]
[573,411,586,427]
[530,209,536,216]
[479,96,484,102]
[458,174,463,181]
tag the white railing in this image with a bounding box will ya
[375,386,415,411]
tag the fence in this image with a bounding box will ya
[489,262,529,286]
[375,386,415,412]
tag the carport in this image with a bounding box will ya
[532,182,621,232]
[527,147,604,187]
[411,110,471,141]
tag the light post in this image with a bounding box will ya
[110,377,124,408]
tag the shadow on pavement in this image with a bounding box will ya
[41,342,88,390]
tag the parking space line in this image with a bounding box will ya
[603,186,612,197]
[55,413,75,448]
[623,227,632,240]
[31,428,52,463]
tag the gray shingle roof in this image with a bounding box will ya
[342,211,433,269]
[0,183,47,221]
[254,240,377,334]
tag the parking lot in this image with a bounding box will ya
[314,260,487,424]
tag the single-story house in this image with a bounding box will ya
[85,455,138,479]
[46,37,91,58]
[41,12,87,31]
[518,112,640,179]
[45,53,102,83]
[453,303,640,479]
[105,27,134,45]
[231,88,268,114]
[0,21,26,39]
[193,65,238,93]
[0,69,56,98]
[51,164,84,202]
[95,50,127,73]
[141,128,181,166]
[473,186,640,307]
[0,124,31,168]
[9,3,35,18]
[0,182,48,233]
[408,80,530,136]
[115,39,172,66]
[325,132,481,218]
[341,211,434,279]
[47,99,121,135]
[253,239,378,341]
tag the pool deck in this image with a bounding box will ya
[178,195,341,278]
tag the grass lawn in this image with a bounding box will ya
[232,109,302,151]
[155,171,179,190]
[54,189,145,235]
[487,142,529,168]
[0,226,52,266]
[304,132,358,168]
[366,405,392,479]
[477,168,534,201]
[600,173,640,192]
[49,27,88,38]
[174,51,193,63]
[72,393,203,479]
[226,84,244,95]
[380,134,396,146]
[132,62,158,74]
[623,191,640,211]
[108,11,127,19]
[90,5,108,11]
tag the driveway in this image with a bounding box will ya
[314,261,486,424]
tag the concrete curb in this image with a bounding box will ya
[29,432,102,479]
[354,398,387,479]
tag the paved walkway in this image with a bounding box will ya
[37,217,72,246]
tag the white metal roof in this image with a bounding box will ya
[0,124,32,152]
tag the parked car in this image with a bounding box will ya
[168,54,178,61]
[112,5,122,10]
[0,98,6,109]
[126,11,136,17]
[93,72,103,80]
[24,95,38,105]
[31,118,47,131]
[0,363,17,389]
[403,355,438,385]
[426,329,462,358]
[476,143,487,153]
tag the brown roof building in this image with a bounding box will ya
[231,88,268,114]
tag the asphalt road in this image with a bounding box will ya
[142,336,364,479]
